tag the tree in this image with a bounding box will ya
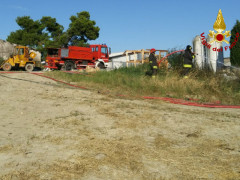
[7,11,100,50]
[230,20,240,66]
[67,11,100,46]
[40,16,65,48]
[7,16,46,49]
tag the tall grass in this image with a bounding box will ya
[45,64,240,105]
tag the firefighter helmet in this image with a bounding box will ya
[150,48,156,53]
[186,45,192,50]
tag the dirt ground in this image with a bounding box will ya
[0,72,239,180]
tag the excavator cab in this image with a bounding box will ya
[17,47,26,59]
[15,46,32,61]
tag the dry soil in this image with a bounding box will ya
[0,72,239,180]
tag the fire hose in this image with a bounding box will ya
[158,49,185,66]
[1,71,240,109]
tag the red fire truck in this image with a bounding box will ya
[45,44,111,70]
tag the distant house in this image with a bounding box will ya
[109,49,168,69]
[109,52,126,69]
[109,50,152,69]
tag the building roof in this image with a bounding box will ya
[109,52,124,58]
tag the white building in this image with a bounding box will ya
[109,52,126,69]
[109,50,150,69]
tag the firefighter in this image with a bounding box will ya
[183,45,195,78]
[149,48,158,78]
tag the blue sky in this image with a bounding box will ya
[0,0,239,57]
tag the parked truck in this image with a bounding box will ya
[45,44,111,70]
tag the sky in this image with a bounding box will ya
[0,0,239,57]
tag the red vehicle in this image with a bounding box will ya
[45,44,111,70]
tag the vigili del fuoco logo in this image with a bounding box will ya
[200,9,239,52]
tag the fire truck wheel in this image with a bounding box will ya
[65,61,74,71]
[25,63,34,72]
[2,63,12,71]
[97,62,105,69]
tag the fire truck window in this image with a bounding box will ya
[92,47,95,52]
[101,47,107,54]
[48,49,58,56]
[96,47,98,52]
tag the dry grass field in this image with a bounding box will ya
[0,72,239,180]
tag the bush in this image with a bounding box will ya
[167,48,184,70]
[230,20,240,67]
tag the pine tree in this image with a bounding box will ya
[6,11,100,50]
[67,11,100,46]
[230,20,240,66]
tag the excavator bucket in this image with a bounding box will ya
[30,52,36,59]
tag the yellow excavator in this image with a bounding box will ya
[0,46,36,72]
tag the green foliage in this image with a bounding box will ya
[40,16,65,48]
[68,11,100,46]
[167,48,184,69]
[113,63,149,76]
[7,16,46,49]
[230,20,240,66]
[46,65,240,105]
[6,11,100,51]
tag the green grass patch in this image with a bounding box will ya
[45,64,240,105]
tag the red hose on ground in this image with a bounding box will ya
[1,71,240,109]
[142,96,240,109]
[0,71,26,74]
[32,73,240,109]
[31,73,88,90]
